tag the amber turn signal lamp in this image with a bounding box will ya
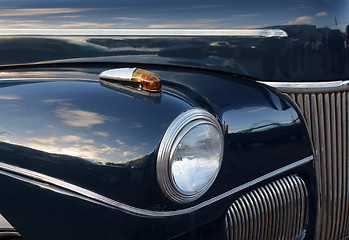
[99,68,162,92]
[131,69,162,92]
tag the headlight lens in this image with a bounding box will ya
[157,108,224,203]
[171,123,223,193]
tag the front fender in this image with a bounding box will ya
[0,66,316,239]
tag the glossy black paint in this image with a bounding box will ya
[0,65,313,208]
[2,31,349,82]
[0,150,316,240]
[0,76,191,210]
[0,0,348,81]
[0,65,317,240]
[0,0,331,238]
[0,173,205,240]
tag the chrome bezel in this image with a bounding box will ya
[157,108,224,203]
[99,68,136,82]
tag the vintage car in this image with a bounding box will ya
[0,0,348,239]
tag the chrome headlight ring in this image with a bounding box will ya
[157,108,224,204]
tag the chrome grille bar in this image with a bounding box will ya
[259,80,349,239]
[226,175,308,240]
[287,91,349,240]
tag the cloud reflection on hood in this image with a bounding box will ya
[0,80,160,165]
[55,107,115,128]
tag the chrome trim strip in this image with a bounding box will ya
[0,156,313,217]
[0,169,114,210]
[0,29,288,38]
[0,214,14,230]
[259,80,349,93]
[0,78,96,81]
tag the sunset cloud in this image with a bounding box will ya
[316,11,328,17]
[113,17,140,21]
[0,95,22,100]
[61,135,94,144]
[115,139,124,145]
[287,16,314,25]
[0,8,88,17]
[93,131,109,137]
[148,24,214,29]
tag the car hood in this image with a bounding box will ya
[0,66,313,210]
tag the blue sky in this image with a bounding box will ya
[0,0,346,30]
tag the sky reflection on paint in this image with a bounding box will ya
[0,79,185,165]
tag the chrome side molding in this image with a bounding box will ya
[0,156,312,217]
[259,80,349,93]
[0,29,288,38]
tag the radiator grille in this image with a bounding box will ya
[225,175,308,240]
[288,91,349,240]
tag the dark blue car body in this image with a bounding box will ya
[0,0,348,239]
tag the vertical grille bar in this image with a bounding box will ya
[344,91,349,237]
[226,175,308,240]
[287,90,349,240]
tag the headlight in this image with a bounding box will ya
[157,108,224,203]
